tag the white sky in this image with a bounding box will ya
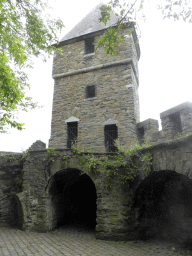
[0,0,192,152]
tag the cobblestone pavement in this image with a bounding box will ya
[0,226,192,256]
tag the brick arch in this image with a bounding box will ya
[46,168,97,231]
[131,170,192,244]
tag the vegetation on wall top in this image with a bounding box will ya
[71,139,152,187]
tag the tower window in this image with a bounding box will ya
[104,124,118,153]
[86,85,96,98]
[67,122,78,149]
[85,37,95,54]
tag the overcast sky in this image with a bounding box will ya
[0,0,192,152]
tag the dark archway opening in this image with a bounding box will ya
[48,168,97,230]
[132,170,192,245]
[8,194,24,229]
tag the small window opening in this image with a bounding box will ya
[169,112,182,133]
[104,124,118,153]
[137,126,145,145]
[86,85,96,98]
[85,37,95,54]
[138,127,144,137]
[67,122,78,149]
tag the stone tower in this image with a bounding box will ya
[49,3,140,152]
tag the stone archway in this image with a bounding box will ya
[10,194,24,229]
[46,168,97,230]
[132,170,192,244]
[0,184,24,229]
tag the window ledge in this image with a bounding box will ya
[83,53,95,59]
[84,97,97,101]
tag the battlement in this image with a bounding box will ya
[137,101,192,145]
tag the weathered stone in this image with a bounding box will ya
[49,12,140,151]
[28,140,46,151]
[132,170,192,244]
[137,102,192,145]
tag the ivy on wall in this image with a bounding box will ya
[70,139,152,187]
[42,139,152,187]
[0,140,152,191]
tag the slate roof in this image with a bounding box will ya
[60,3,118,42]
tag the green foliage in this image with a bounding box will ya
[95,0,143,56]
[0,151,30,163]
[47,147,56,154]
[15,175,23,193]
[4,153,16,162]
[0,0,64,132]
[94,24,126,56]
[62,155,70,165]
[158,0,192,22]
[96,0,192,56]
[177,134,189,139]
[44,147,60,162]
[71,139,152,187]
[102,139,152,187]
[21,150,31,162]
[99,3,113,26]
[21,150,28,160]
[71,145,98,173]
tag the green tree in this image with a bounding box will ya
[0,0,63,133]
[97,0,192,55]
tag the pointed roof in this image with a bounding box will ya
[60,3,118,42]
[54,3,140,59]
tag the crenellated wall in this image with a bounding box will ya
[137,102,192,145]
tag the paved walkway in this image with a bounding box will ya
[0,226,192,256]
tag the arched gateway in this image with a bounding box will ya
[46,168,97,230]
[132,170,192,244]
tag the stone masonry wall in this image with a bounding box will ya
[137,102,192,146]
[1,135,192,240]
[15,136,192,239]
[139,134,192,179]
[45,151,139,240]
[49,28,140,151]
[52,29,139,77]
[50,65,137,151]
[0,154,23,228]
[0,146,142,240]
[18,150,49,232]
